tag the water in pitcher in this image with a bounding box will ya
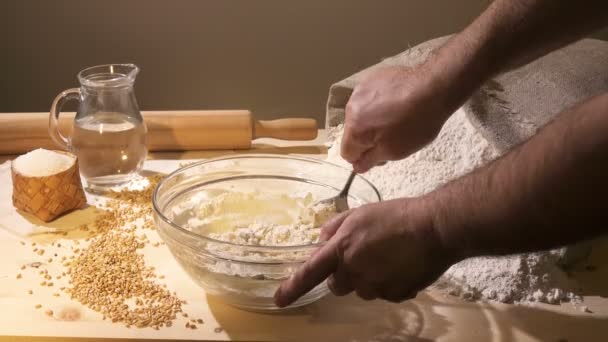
[71,112,147,187]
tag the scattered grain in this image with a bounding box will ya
[35,304,42,309]
[45,309,53,317]
[16,273,22,279]
[28,290,33,295]
[64,175,181,329]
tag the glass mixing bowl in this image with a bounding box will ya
[152,155,381,311]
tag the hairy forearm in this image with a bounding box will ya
[430,92,608,258]
[424,0,608,115]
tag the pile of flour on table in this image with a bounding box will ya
[325,109,581,304]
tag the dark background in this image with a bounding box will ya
[1,0,606,124]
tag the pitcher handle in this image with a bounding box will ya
[49,88,80,150]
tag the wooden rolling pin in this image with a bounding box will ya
[0,110,318,154]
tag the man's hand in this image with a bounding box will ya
[274,199,456,307]
[341,0,608,174]
[342,66,455,173]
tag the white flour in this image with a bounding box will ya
[326,109,581,304]
[184,191,337,247]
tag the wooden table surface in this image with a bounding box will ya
[1,131,608,342]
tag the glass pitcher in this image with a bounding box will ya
[49,64,147,190]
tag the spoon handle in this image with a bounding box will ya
[339,170,357,198]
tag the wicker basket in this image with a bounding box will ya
[11,151,87,222]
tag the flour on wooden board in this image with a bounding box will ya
[325,109,581,304]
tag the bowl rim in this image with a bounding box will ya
[152,154,382,251]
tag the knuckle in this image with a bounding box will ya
[326,275,338,294]
[293,262,316,284]
[327,273,352,296]
[347,121,372,141]
[384,296,406,303]
[353,276,380,301]
[345,101,360,117]
[383,292,408,303]
[380,287,418,303]
[355,287,377,301]
[297,263,312,278]
[359,151,381,169]
[288,269,305,289]
[381,142,404,158]
[340,135,361,162]
[335,224,368,270]
[336,238,354,266]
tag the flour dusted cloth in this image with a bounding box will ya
[325,36,608,153]
[465,38,608,153]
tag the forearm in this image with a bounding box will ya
[430,92,608,258]
[424,0,608,117]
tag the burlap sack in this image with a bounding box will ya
[325,36,608,153]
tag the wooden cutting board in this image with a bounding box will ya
[1,137,608,342]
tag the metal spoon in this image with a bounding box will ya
[316,170,356,213]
